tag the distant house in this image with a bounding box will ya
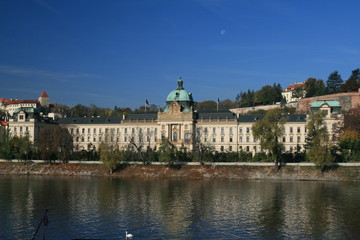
[282,82,305,103]
[0,91,50,117]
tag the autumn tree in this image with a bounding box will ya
[305,111,333,171]
[99,141,120,174]
[338,106,360,161]
[252,108,287,172]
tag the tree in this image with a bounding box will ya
[326,71,343,94]
[304,78,326,97]
[252,109,287,172]
[236,90,255,108]
[99,141,120,174]
[341,68,360,92]
[196,100,217,111]
[253,83,283,106]
[305,111,333,171]
[36,125,73,162]
[158,140,176,165]
[191,127,215,164]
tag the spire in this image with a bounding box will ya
[39,90,49,98]
[177,76,184,90]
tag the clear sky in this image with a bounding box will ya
[1,0,360,109]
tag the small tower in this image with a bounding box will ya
[38,90,50,108]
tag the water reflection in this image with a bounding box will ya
[1,176,360,239]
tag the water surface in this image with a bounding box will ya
[1,175,360,239]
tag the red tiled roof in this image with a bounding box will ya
[283,82,305,92]
[40,90,49,98]
[3,99,39,106]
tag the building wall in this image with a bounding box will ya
[297,89,360,114]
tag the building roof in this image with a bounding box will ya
[237,114,306,123]
[310,100,341,108]
[56,116,123,125]
[39,90,49,98]
[3,99,39,106]
[124,112,158,121]
[196,110,236,120]
[282,82,305,92]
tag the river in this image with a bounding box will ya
[1,175,360,239]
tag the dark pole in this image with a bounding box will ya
[32,209,48,240]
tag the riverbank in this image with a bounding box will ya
[1,161,360,181]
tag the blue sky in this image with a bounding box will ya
[1,0,360,109]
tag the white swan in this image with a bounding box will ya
[125,231,133,239]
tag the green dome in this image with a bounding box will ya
[164,77,194,112]
[166,77,193,102]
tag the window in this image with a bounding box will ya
[117,137,120,142]
[20,127,23,132]
[147,128,150,134]
[154,128,157,134]
[229,127,233,134]
[124,128,127,134]
[99,128,102,133]
[204,127,208,134]
[19,115,24,120]
[93,128,96,134]
[81,137,84,142]
[173,132,178,141]
[290,127,293,133]
[229,146,232,151]
[283,137,286,142]
[229,137,233,143]
[212,136,216,142]
[87,136,90,142]
[185,133,189,141]
[204,137,207,142]
[14,127,16,132]
[221,136,224,142]
[161,134,165,141]
[290,136,293,143]
[88,128,90,134]
[93,137,96,142]
[220,146,224,152]
[240,136,243,142]
[213,127,216,133]
[246,136,250,142]
[297,127,301,133]
[239,128,243,134]
[132,128,135,134]
[147,136,150,142]
[117,128,120,133]
[246,127,250,133]
[70,128,74,134]
[297,136,301,143]
[82,128,85,134]
[221,127,225,134]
